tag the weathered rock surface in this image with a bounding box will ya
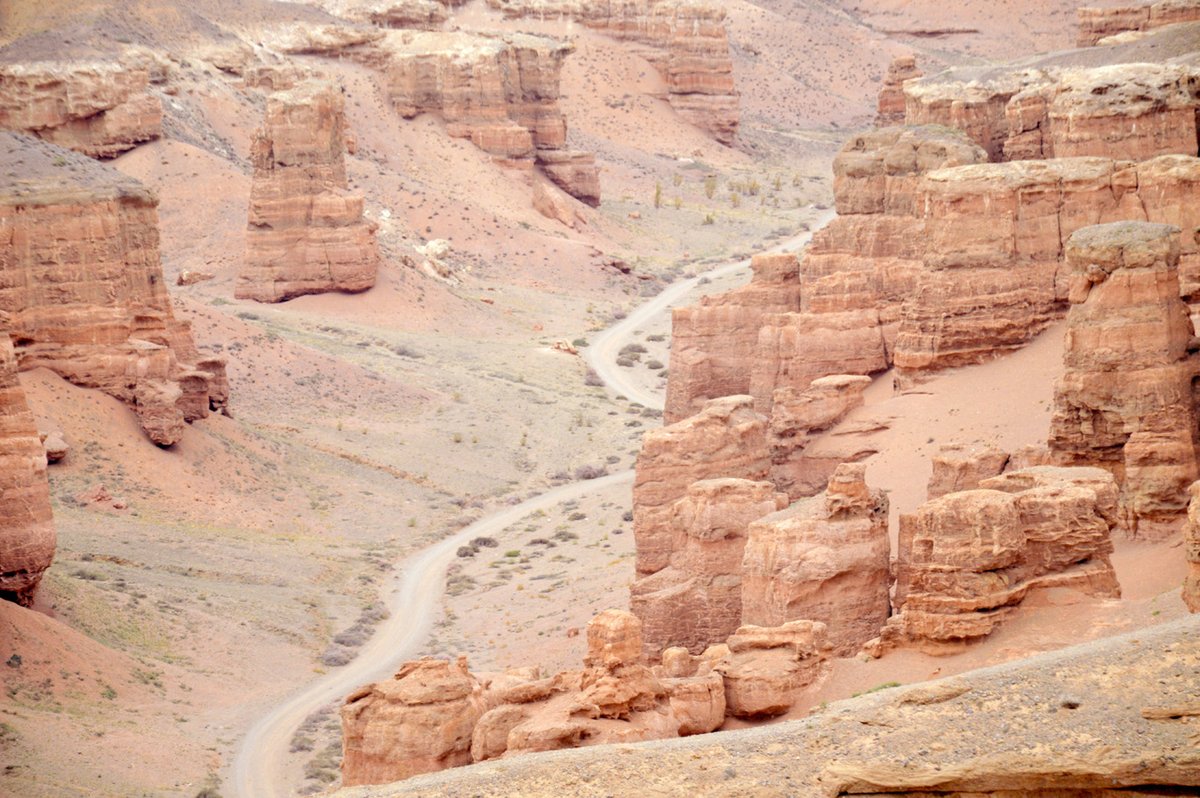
[1078,0,1200,46]
[927,443,1009,500]
[485,0,738,144]
[1048,221,1198,539]
[0,333,55,606]
[341,657,486,786]
[879,466,1120,652]
[0,133,228,445]
[875,55,921,126]
[664,253,800,424]
[767,374,871,500]
[714,620,829,718]
[741,463,890,657]
[0,61,162,158]
[630,478,787,658]
[331,616,1200,798]
[314,0,468,29]
[632,396,769,576]
[1185,481,1200,611]
[238,81,380,303]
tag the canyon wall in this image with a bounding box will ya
[238,81,381,303]
[1077,0,1200,46]
[0,133,228,445]
[0,61,162,158]
[485,0,739,144]
[0,331,55,606]
[1047,221,1198,539]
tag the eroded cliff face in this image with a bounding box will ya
[0,331,55,606]
[875,55,921,126]
[1078,0,1200,46]
[0,133,228,446]
[0,61,162,158]
[1048,221,1199,539]
[485,0,738,144]
[238,81,381,303]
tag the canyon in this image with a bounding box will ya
[0,1,1197,797]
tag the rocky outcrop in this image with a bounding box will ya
[750,126,985,405]
[1185,482,1200,612]
[368,31,601,203]
[632,395,769,577]
[0,332,55,606]
[713,620,828,718]
[1078,0,1200,46]
[485,0,738,144]
[905,62,1200,163]
[741,464,890,657]
[314,0,468,29]
[767,374,871,500]
[927,443,1009,500]
[630,479,787,658]
[876,55,921,126]
[664,253,800,424]
[341,657,486,786]
[237,81,380,303]
[0,61,162,158]
[877,466,1120,653]
[0,133,228,446]
[1048,221,1198,539]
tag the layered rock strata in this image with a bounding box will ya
[485,0,738,144]
[631,396,769,577]
[629,478,787,657]
[1048,221,1198,539]
[0,332,55,606]
[368,31,601,203]
[664,253,801,424]
[741,464,890,657]
[875,55,921,126]
[237,81,380,303]
[878,466,1120,652]
[1078,0,1200,46]
[0,133,228,445]
[0,61,162,158]
[713,620,829,718]
[341,657,486,786]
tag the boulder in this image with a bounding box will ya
[714,620,829,718]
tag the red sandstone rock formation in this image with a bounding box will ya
[1048,221,1198,539]
[485,0,738,144]
[877,466,1120,653]
[0,332,55,606]
[632,395,769,577]
[0,61,162,158]
[238,81,380,303]
[876,55,921,126]
[664,253,801,424]
[0,133,228,446]
[341,657,486,786]
[740,463,889,657]
[1185,482,1200,611]
[767,374,872,499]
[927,444,1010,500]
[713,620,829,717]
[630,478,788,657]
[1078,0,1200,46]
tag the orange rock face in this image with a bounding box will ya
[664,253,801,424]
[0,333,55,606]
[878,466,1120,653]
[1048,221,1198,539]
[740,463,890,657]
[238,82,380,303]
[876,55,921,126]
[713,620,829,718]
[0,62,162,158]
[927,443,1010,500]
[1077,0,1200,46]
[630,478,788,658]
[632,396,770,577]
[0,134,228,446]
[486,0,739,144]
[341,657,486,786]
[1185,482,1200,612]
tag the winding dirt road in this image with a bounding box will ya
[230,210,834,798]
